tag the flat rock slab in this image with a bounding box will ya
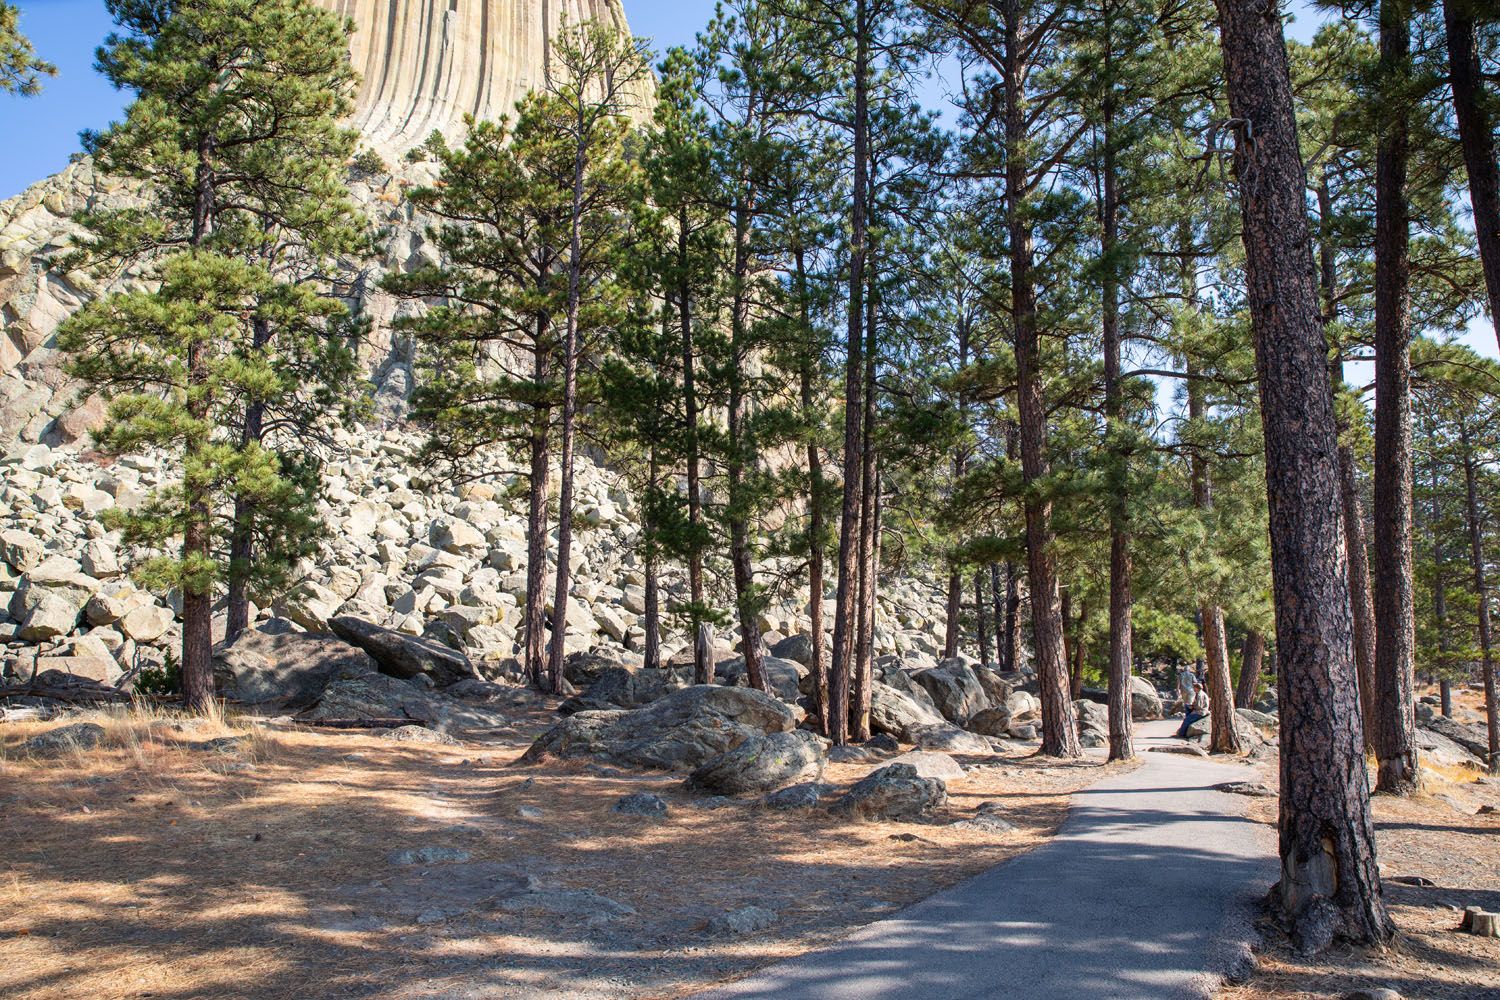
[696,720,1275,1000]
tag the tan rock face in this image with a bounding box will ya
[324,0,641,157]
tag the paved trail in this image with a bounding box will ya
[697,720,1276,1000]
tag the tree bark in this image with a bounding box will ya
[943,570,962,659]
[829,0,870,747]
[181,136,217,714]
[1318,177,1378,741]
[851,272,880,740]
[1428,423,1453,721]
[976,571,993,667]
[1185,275,1241,756]
[1236,629,1266,708]
[678,218,712,685]
[727,190,768,694]
[1442,0,1500,336]
[1459,423,1499,774]
[643,445,662,671]
[990,563,1007,665]
[1003,0,1077,757]
[796,247,829,735]
[1101,45,1133,761]
[1213,0,1393,948]
[524,399,551,687]
[1371,0,1419,795]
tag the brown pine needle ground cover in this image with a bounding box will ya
[1221,685,1500,1000]
[0,704,1127,1000]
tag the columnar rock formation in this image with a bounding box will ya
[325,0,639,157]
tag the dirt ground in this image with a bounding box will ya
[0,702,1123,1000]
[1220,683,1500,1000]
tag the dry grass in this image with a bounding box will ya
[1220,683,1500,1000]
[0,708,1124,1000]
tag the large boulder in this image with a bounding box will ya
[770,633,814,666]
[329,615,476,687]
[215,623,379,708]
[830,762,947,821]
[868,681,947,740]
[716,655,806,702]
[913,659,990,725]
[966,706,1013,737]
[522,684,797,772]
[1075,699,1108,748]
[559,666,676,715]
[563,646,636,686]
[297,665,453,728]
[973,667,1013,708]
[1130,676,1164,721]
[687,730,826,796]
[886,750,965,782]
[909,722,993,754]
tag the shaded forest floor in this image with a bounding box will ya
[1221,685,1500,1000]
[0,702,1124,1000]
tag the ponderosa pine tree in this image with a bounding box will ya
[386,116,569,688]
[0,2,53,96]
[926,0,1084,757]
[1212,0,1393,949]
[541,23,651,696]
[58,0,367,713]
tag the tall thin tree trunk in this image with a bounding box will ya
[943,571,962,659]
[1101,36,1133,760]
[1185,257,1241,756]
[852,272,879,740]
[1213,0,1392,947]
[1428,425,1453,720]
[1372,0,1419,794]
[546,123,591,697]
[225,371,266,645]
[1442,0,1500,336]
[1460,422,1500,774]
[524,397,551,687]
[1236,629,1266,708]
[1003,562,1021,673]
[180,137,217,714]
[1318,177,1378,741]
[643,445,661,671]
[796,247,829,734]
[678,223,712,684]
[976,571,993,666]
[727,189,768,694]
[1003,0,1077,757]
[990,563,1006,666]
[829,0,870,747]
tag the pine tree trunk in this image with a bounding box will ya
[1004,562,1022,672]
[1317,177,1379,742]
[546,130,590,697]
[1004,3,1077,757]
[524,412,550,688]
[829,0,869,747]
[181,137,217,714]
[1213,0,1393,948]
[643,446,661,671]
[1187,332,1240,755]
[225,314,272,646]
[990,563,1007,665]
[943,570,962,659]
[1428,429,1453,720]
[1371,0,1419,795]
[1236,629,1266,708]
[797,248,829,734]
[727,170,767,694]
[851,292,879,740]
[1460,424,1499,774]
[975,571,993,667]
[1101,63,1133,761]
[1442,0,1500,335]
[678,225,712,685]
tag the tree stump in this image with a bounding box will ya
[1459,907,1499,937]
